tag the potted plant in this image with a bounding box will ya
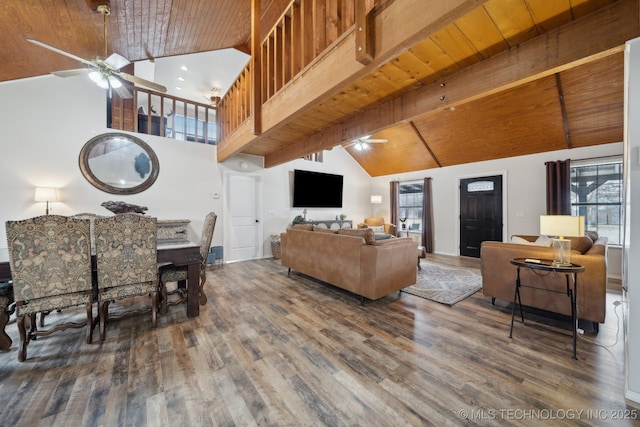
[339,214,347,221]
[399,216,407,229]
[292,215,304,225]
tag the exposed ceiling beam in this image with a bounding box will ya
[264,0,638,168]
[409,121,441,168]
[555,73,572,149]
[217,0,487,162]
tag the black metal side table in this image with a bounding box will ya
[509,258,585,359]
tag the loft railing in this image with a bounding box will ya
[217,0,366,141]
[110,87,218,144]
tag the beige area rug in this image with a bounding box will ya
[402,259,482,305]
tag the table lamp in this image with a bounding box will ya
[34,187,59,215]
[370,194,382,216]
[539,215,585,266]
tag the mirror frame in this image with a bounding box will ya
[79,132,160,195]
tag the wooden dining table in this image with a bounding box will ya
[0,241,201,351]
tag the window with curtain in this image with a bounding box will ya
[571,157,622,245]
[399,180,423,230]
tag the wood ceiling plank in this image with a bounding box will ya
[408,38,461,78]
[419,76,568,167]
[393,50,440,86]
[430,25,484,69]
[348,123,439,176]
[569,0,616,19]
[526,0,573,33]
[453,5,509,59]
[561,53,623,147]
[482,0,537,47]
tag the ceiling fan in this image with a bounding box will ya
[344,135,389,151]
[26,2,167,99]
[202,86,223,108]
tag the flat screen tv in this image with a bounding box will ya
[292,169,343,208]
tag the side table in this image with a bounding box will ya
[509,258,585,359]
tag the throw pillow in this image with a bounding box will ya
[337,227,375,245]
[570,235,593,254]
[533,235,552,246]
[374,233,392,240]
[585,230,599,242]
[370,225,385,234]
[511,236,533,245]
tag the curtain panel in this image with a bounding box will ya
[390,181,399,236]
[545,160,571,215]
[421,177,434,253]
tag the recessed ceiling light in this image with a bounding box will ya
[180,65,188,71]
[178,76,184,81]
[175,86,182,90]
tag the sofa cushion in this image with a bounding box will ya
[337,227,375,245]
[511,236,533,245]
[313,225,337,234]
[569,235,593,254]
[534,235,552,246]
[292,223,313,231]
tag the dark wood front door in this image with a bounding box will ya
[459,175,503,258]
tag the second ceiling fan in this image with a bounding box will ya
[26,2,166,99]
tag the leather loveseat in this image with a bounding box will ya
[480,234,608,324]
[280,225,417,303]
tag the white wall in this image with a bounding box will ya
[623,38,640,405]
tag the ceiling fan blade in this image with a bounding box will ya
[116,71,167,93]
[26,39,95,68]
[51,68,91,78]
[111,80,133,99]
[103,53,130,70]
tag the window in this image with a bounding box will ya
[571,158,622,245]
[399,181,423,230]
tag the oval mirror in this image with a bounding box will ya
[79,132,160,195]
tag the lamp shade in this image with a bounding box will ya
[34,187,59,202]
[370,195,382,204]
[540,215,584,237]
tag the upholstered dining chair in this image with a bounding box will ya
[94,213,159,341]
[159,211,216,314]
[5,215,95,361]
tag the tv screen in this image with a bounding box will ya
[292,169,343,208]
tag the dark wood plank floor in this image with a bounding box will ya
[0,255,637,426]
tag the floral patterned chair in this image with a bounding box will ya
[94,213,158,341]
[159,212,217,313]
[5,215,95,361]
[0,280,15,351]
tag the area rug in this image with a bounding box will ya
[402,259,482,305]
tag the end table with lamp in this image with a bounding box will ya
[509,257,585,360]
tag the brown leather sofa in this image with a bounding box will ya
[281,225,417,303]
[480,235,608,324]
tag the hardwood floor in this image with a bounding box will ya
[0,256,637,426]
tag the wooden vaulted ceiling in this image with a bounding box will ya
[1,0,634,177]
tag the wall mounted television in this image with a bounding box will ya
[292,169,343,208]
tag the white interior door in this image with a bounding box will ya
[226,173,262,262]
